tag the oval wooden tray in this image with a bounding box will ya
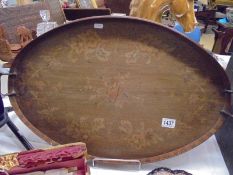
[8,16,231,163]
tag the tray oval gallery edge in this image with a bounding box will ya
[8,16,231,163]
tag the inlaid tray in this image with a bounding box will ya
[8,16,231,163]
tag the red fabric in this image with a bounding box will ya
[9,159,86,175]
[17,145,86,168]
[1,144,87,175]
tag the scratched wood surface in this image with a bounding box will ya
[8,17,231,162]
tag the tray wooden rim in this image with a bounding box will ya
[8,16,231,163]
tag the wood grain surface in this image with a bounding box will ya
[8,17,231,162]
[105,0,131,14]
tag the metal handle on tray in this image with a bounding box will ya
[0,70,33,150]
[0,71,17,96]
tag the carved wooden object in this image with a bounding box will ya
[16,26,33,48]
[0,25,22,53]
[8,17,230,162]
[130,0,197,32]
[0,39,16,67]
[0,25,7,40]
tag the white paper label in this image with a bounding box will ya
[111,13,127,16]
[94,23,104,29]
[161,118,176,128]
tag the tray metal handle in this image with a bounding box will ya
[0,71,17,97]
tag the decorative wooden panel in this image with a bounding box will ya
[0,3,47,42]
[0,1,66,42]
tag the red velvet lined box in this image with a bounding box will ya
[0,142,88,175]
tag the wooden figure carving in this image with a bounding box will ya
[16,26,33,48]
[130,0,197,32]
[0,39,16,66]
[0,25,7,40]
[0,25,22,53]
